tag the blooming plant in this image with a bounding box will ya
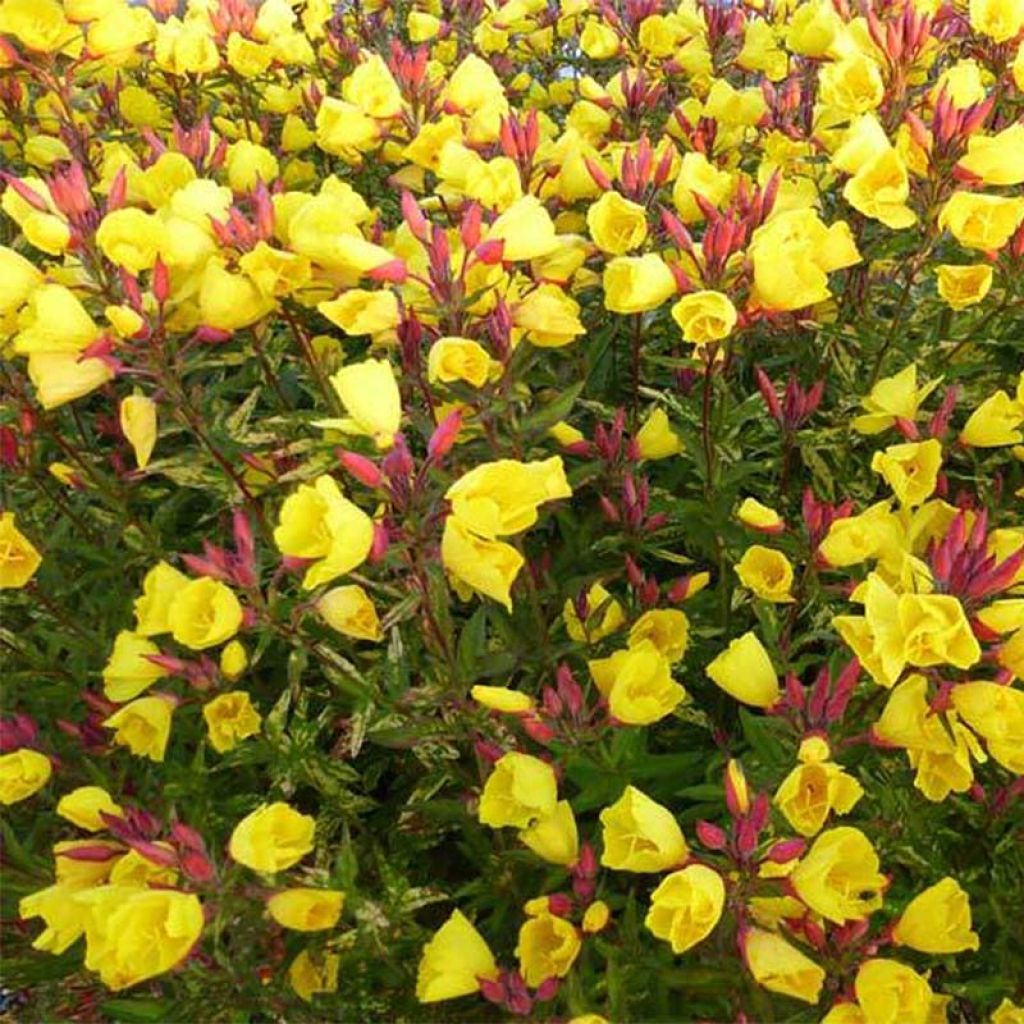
[1,0,1023,1020]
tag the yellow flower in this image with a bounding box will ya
[587,191,649,254]
[267,888,345,931]
[582,900,611,934]
[96,209,166,275]
[774,753,864,837]
[427,336,499,388]
[744,927,825,1004]
[478,751,558,828]
[0,0,79,53]
[603,254,677,314]
[673,152,735,223]
[318,290,400,336]
[102,629,169,703]
[316,584,382,641]
[220,639,248,680]
[167,577,243,651]
[960,390,1024,447]
[898,593,980,670]
[820,53,884,114]
[447,456,571,538]
[791,826,886,924]
[870,439,942,507]
[198,259,275,332]
[416,909,499,1003]
[203,691,261,753]
[705,631,781,708]
[671,290,738,345]
[893,877,979,953]
[104,695,175,762]
[959,123,1024,187]
[938,192,1024,251]
[564,582,626,643]
[588,641,687,725]
[342,53,403,118]
[134,561,189,636]
[273,475,375,590]
[73,887,204,990]
[0,245,43,316]
[56,786,122,831]
[315,98,380,159]
[513,284,586,348]
[516,906,581,986]
[854,959,933,1024]
[635,407,682,460]
[487,195,559,261]
[442,516,524,610]
[843,148,916,230]
[229,802,316,873]
[27,352,114,411]
[853,365,942,435]
[0,748,52,805]
[0,512,42,589]
[599,785,688,872]
[628,609,690,663]
[969,0,1024,41]
[992,998,1024,1024]
[951,681,1024,773]
[471,685,535,713]
[325,359,401,450]
[288,949,340,1002]
[519,800,579,865]
[645,864,725,954]
[735,546,795,603]
[19,884,91,954]
[737,497,784,532]
[119,394,158,470]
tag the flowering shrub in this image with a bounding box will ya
[1,0,1023,1019]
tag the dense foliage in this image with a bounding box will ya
[1,0,1023,1020]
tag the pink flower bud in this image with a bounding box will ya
[474,238,505,265]
[428,410,462,462]
[369,522,389,563]
[547,893,573,917]
[696,820,728,850]
[765,838,806,863]
[337,450,383,487]
[180,849,215,883]
[521,715,556,744]
[367,259,408,284]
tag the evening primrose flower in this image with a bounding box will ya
[134,561,189,636]
[588,641,687,725]
[119,395,157,470]
[628,609,690,663]
[229,802,316,873]
[870,439,942,507]
[416,909,498,1003]
[470,685,535,713]
[167,577,243,650]
[671,291,737,345]
[267,889,345,931]
[599,785,688,872]
[790,827,886,924]
[587,190,648,254]
[737,497,784,533]
[960,390,1024,447]
[516,907,582,988]
[854,959,933,1024]
[102,630,169,702]
[774,739,864,836]
[289,949,340,1002]
[743,928,825,1004]
[323,359,402,449]
[935,264,993,310]
[0,512,42,589]
[478,752,557,829]
[202,691,262,753]
[316,584,382,641]
[56,786,122,831]
[893,877,979,953]
[318,289,400,336]
[0,748,52,805]
[735,546,795,603]
[441,516,524,610]
[603,253,677,313]
[705,631,781,708]
[427,337,499,388]
[104,695,176,762]
[519,800,579,866]
[851,364,941,435]
[635,407,682,459]
[645,864,725,954]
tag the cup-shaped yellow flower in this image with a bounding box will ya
[854,958,933,1024]
[705,631,781,708]
[442,515,524,611]
[316,584,382,641]
[56,786,122,831]
[671,290,737,345]
[587,190,649,255]
[635,407,682,460]
[516,907,582,987]
[791,826,887,923]
[743,927,826,1005]
[120,394,158,469]
[104,695,175,762]
[74,886,204,991]
[487,195,559,261]
[167,577,243,650]
[736,546,795,603]
[289,949,340,1002]
[327,358,401,450]
[589,642,687,724]
[416,909,499,1003]
[478,751,557,829]
[938,192,1024,251]
[645,864,725,954]
[519,800,579,866]
[427,336,499,388]
[870,439,942,507]
[737,497,784,533]
[851,365,940,435]
[133,561,189,636]
[273,475,375,590]
[628,608,690,663]
[898,593,980,670]
[229,802,316,873]
[267,888,345,931]
[202,691,262,753]
[935,264,993,311]
[318,289,400,336]
[96,208,166,275]
[774,757,864,837]
[599,785,688,872]
[603,253,677,313]
[960,390,1024,448]
[892,877,979,953]
[0,748,52,805]
[968,0,1024,42]
[951,680,1024,771]
[102,630,169,702]
[0,512,42,589]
